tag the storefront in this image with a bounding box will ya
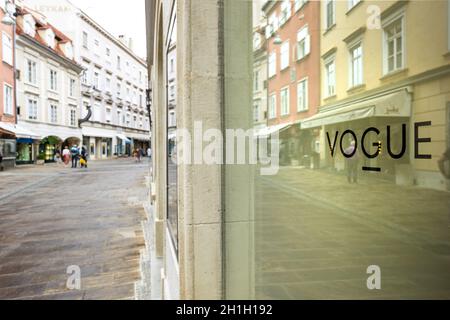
[39,136,62,163]
[0,136,16,170]
[16,138,35,165]
[116,134,132,156]
[301,88,412,181]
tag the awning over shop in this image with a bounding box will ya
[116,133,132,144]
[82,127,115,138]
[255,123,292,137]
[301,88,412,129]
[128,132,151,141]
[0,122,41,139]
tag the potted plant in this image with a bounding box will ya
[37,153,45,165]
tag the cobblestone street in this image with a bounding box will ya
[0,160,149,300]
[255,168,450,300]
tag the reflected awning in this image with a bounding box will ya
[255,123,292,137]
[0,122,41,139]
[116,133,131,143]
[128,132,151,141]
[301,88,412,129]
[82,127,115,138]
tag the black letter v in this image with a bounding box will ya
[327,131,339,157]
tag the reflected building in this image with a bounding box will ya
[144,0,450,301]
[14,5,83,164]
[262,0,321,167]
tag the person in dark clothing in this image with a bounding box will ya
[345,141,358,184]
[71,145,80,168]
[438,148,450,179]
[0,148,3,172]
[80,147,88,168]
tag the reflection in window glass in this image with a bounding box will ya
[224,0,450,300]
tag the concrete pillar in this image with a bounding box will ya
[177,0,224,300]
[223,0,255,300]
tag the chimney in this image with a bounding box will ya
[128,37,134,51]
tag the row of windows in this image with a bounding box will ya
[268,25,311,78]
[323,15,404,98]
[82,31,145,84]
[266,0,309,38]
[85,102,149,130]
[25,59,78,97]
[325,0,362,30]
[25,98,77,127]
[82,69,144,107]
[268,78,309,119]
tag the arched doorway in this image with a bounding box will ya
[39,136,62,163]
[62,137,81,150]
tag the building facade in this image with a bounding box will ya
[14,5,83,164]
[24,0,150,160]
[0,0,17,169]
[263,0,321,166]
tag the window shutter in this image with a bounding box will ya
[305,34,311,55]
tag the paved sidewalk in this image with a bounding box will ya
[0,159,149,300]
[255,167,450,299]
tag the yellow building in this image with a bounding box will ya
[302,0,450,191]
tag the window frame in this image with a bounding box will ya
[297,24,310,61]
[27,97,38,120]
[49,69,58,91]
[324,55,336,98]
[382,12,406,75]
[49,103,58,123]
[280,86,290,116]
[268,51,277,78]
[325,0,336,30]
[2,31,13,66]
[297,78,309,112]
[269,93,277,119]
[26,59,37,85]
[280,40,290,71]
[349,41,364,88]
[3,83,13,115]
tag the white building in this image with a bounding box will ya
[15,5,84,164]
[24,0,150,160]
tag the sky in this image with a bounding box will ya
[69,0,147,59]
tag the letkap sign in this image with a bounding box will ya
[326,121,432,172]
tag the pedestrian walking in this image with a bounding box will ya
[134,148,141,163]
[54,149,62,166]
[62,146,71,167]
[71,145,80,168]
[345,140,358,184]
[80,147,88,169]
